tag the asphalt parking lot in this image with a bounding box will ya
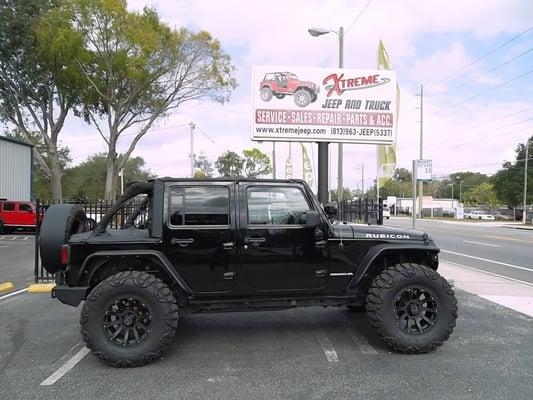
[1,234,532,400]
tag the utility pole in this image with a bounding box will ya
[523,138,530,224]
[337,26,345,203]
[189,122,195,178]
[361,164,364,195]
[272,142,277,179]
[417,85,424,218]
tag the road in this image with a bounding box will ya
[385,217,533,284]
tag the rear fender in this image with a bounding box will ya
[80,250,193,295]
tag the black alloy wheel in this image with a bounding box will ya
[393,287,439,334]
[103,296,153,346]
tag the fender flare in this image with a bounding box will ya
[346,244,440,294]
[80,250,193,295]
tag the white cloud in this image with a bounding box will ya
[58,0,533,190]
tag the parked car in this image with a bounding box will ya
[382,206,391,219]
[465,211,495,220]
[0,200,39,234]
[259,72,319,107]
[39,178,457,367]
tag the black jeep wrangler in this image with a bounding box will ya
[39,178,457,367]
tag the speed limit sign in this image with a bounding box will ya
[415,159,432,181]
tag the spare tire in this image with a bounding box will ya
[40,205,89,274]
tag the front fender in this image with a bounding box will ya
[346,244,440,294]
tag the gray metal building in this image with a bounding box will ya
[0,136,33,201]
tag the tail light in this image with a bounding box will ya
[61,244,70,266]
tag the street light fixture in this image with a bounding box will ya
[308,26,344,204]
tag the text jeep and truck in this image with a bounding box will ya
[39,178,457,367]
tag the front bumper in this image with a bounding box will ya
[52,285,90,307]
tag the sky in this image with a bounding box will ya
[59,0,533,192]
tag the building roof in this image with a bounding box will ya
[0,135,34,148]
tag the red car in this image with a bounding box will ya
[0,200,39,234]
[259,72,319,108]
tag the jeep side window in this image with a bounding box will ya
[2,202,15,211]
[169,186,230,226]
[247,186,311,225]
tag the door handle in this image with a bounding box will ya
[222,242,234,250]
[223,271,235,280]
[170,238,194,247]
[314,240,327,248]
[315,269,327,278]
[244,236,266,246]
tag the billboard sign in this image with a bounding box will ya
[251,66,397,144]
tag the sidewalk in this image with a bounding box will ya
[439,261,533,318]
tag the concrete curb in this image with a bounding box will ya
[0,281,15,293]
[27,283,56,293]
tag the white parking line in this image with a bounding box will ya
[306,317,339,363]
[40,346,90,386]
[342,315,378,355]
[441,249,533,272]
[0,288,28,301]
[463,240,500,248]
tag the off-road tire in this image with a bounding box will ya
[39,204,88,274]
[366,263,457,353]
[294,89,312,107]
[260,87,273,101]
[80,271,179,367]
[0,220,5,234]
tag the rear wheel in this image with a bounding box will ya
[366,263,457,353]
[260,87,273,101]
[80,271,179,367]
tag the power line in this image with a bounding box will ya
[427,125,532,152]
[431,25,533,85]
[443,47,533,95]
[433,68,533,114]
[195,124,216,143]
[428,116,533,148]
[346,0,373,33]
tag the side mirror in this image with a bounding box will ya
[323,202,338,218]
[304,210,321,228]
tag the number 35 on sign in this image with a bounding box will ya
[415,159,432,181]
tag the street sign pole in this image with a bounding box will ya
[412,160,417,230]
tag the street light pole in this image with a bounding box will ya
[523,137,530,224]
[337,27,344,204]
[459,181,463,205]
[308,26,344,204]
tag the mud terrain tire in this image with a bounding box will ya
[39,204,88,274]
[80,271,179,367]
[366,263,457,353]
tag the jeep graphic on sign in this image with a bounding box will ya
[259,72,319,108]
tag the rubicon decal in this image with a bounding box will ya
[323,73,391,97]
[365,233,410,239]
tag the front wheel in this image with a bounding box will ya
[294,89,312,107]
[366,263,457,353]
[260,87,273,101]
[80,271,179,367]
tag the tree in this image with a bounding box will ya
[194,153,213,178]
[0,0,86,201]
[462,182,500,208]
[329,187,354,202]
[492,136,533,206]
[63,153,153,202]
[215,151,244,177]
[242,148,271,178]
[3,129,72,201]
[392,168,412,182]
[43,0,236,201]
